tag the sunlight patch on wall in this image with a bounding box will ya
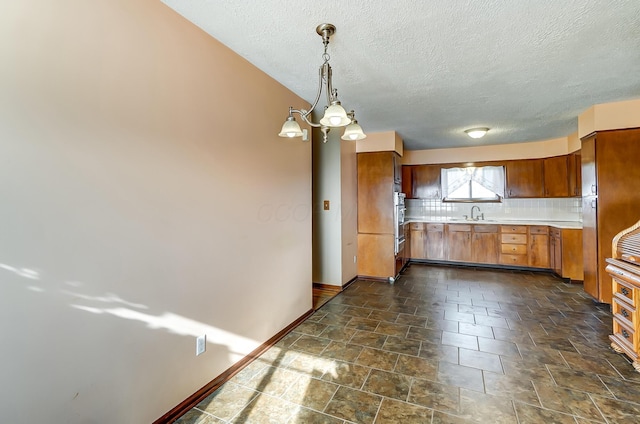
[0,263,41,280]
[71,304,259,358]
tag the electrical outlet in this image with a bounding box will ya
[323,200,330,210]
[196,335,206,356]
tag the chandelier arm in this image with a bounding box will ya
[324,63,335,103]
[291,109,322,128]
[303,65,325,119]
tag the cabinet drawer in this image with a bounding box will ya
[410,222,424,231]
[501,244,527,255]
[501,234,527,244]
[473,224,499,233]
[448,224,472,232]
[426,223,444,232]
[499,254,529,266]
[501,225,527,234]
[613,297,637,329]
[529,226,548,235]
[550,228,562,238]
[613,276,638,307]
[613,318,638,353]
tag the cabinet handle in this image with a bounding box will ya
[591,184,597,195]
[622,309,630,318]
[622,329,630,339]
[621,287,630,296]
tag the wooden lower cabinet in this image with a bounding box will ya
[408,222,579,273]
[550,227,584,281]
[472,225,500,264]
[409,223,425,259]
[446,224,472,262]
[550,228,563,276]
[357,233,395,279]
[500,225,529,266]
[529,226,550,268]
[409,222,444,260]
[425,224,445,260]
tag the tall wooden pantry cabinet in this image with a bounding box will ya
[581,128,640,304]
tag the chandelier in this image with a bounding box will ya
[278,23,366,143]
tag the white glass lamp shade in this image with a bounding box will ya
[278,117,303,138]
[465,127,489,139]
[341,121,366,140]
[320,102,351,127]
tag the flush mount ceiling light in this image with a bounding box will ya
[278,23,366,143]
[465,128,490,139]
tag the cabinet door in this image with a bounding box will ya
[393,153,402,185]
[567,151,582,197]
[561,228,584,281]
[505,159,544,198]
[549,229,562,276]
[446,225,472,262]
[402,166,413,198]
[581,135,597,197]
[528,226,549,268]
[410,230,426,259]
[543,156,570,197]
[472,231,499,264]
[581,135,598,299]
[412,164,441,199]
[357,152,394,234]
[425,224,445,260]
[403,223,411,262]
[529,234,550,268]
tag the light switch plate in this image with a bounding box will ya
[323,200,330,210]
[196,335,206,356]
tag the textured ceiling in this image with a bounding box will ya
[162,0,640,150]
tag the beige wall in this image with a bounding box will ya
[312,127,358,287]
[578,98,640,138]
[0,1,311,422]
[341,140,358,284]
[356,130,403,155]
[403,136,573,164]
[312,127,343,286]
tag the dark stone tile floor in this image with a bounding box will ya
[176,264,640,423]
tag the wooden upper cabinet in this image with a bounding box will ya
[567,151,582,197]
[357,152,395,235]
[402,165,414,198]
[505,159,544,198]
[412,164,442,199]
[581,136,597,197]
[543,156,570,197]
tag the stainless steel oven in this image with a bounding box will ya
[393,192,406,254]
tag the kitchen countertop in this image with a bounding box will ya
[405,218,582,229]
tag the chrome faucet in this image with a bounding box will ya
[470,205,484,221]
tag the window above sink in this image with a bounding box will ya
[442,166,505,203]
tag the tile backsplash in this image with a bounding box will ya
[406,198,582,222]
